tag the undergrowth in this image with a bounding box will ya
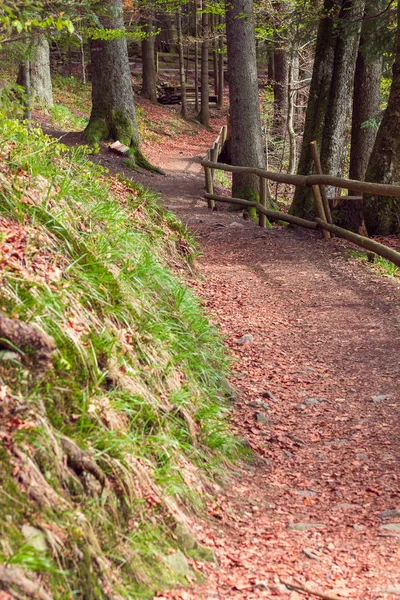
[348,249,400,278]
[0,114,244,599]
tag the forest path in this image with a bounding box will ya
[117,145,400,600]
[130,143,400,600]
[43,116,400,599]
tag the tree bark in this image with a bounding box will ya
[141,23,157,103]
[194,0,199,112]
[364,1,400,235]
[289,0,339,217]
[217,14,224,108]
[176,12,188,118]
[84,0,140,154]
[30,36,53,106]
[287,47,299,174]
[320,0,365,178]
[199,4,210,126]
[17,37,53,108]
[341,0,384,233]
[290,0,364,218]
[273,48,289,137]
[225,0,267,205]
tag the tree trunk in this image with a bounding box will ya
[17,37,53,108]
[193,0,199,112]
[141,23,157,103]
[176,12,188,119]
[273,48,289,137]
[199,5,210,126]
[217,14,224,108]
[30,37,53,106]
[287,47,299,174]
[267,46,275,83]
[290,0,364,218]
[342,0,384,233]
[364,2,400,235]
[22,60,32,125]
[211,13,219,96]
[225,0,267,205]
[320,0,365,179]
[84,0,140,154]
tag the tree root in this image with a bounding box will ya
[0,312,55,374]
[159,404,198,447]
[0,564,53,600]
[281,578,342,600]
[61,437,105,491]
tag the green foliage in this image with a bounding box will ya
[50,103,88,129]
[348,249,399,278]
[0,1,74,46]
[0,113,243,598]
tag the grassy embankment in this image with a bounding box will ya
[0,112,243,599]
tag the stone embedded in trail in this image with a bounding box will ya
[302,547,321,560]
[378,586,400,594]
[288,522,325,531]
[21,525,47,552]
[256,412,269,424]
[334,503,362,511]
[165,550,193,576]
[228,221,244,229]
[379,523,400,533]
[296,403,307,410]
[356,453,368,461]
[369,393,392,403]
[296,490,317,498]
[262,390,277,401]
[304,397,327,406]
[381,509,400,520]
[238,333,253,345]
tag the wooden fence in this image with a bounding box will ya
[201,130,400,268]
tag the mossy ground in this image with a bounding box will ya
[0,114,243,599]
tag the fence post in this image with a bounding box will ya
[204,150,214,209]
[221,125,228,146]
[310,141,333,225]
[312,185,331,240]
[259,176,267,228]
[208,142,219,210]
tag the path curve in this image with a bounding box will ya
[43,120,400,599]
[133,154,400,600]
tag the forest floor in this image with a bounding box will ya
[41,99,400,600]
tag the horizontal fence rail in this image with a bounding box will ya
[201,134,400,268]
[201,159,400,198]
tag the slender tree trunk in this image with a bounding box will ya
[199,4,210,126]
[177,12,188,119]
[225,0,268,204]
[22,60,32,125]
[287,47,299,174]
[273,48,289,137]
[80,38,86,85]
[217,14,224,108]
[211,13,219,96]
[364,2,400,235]
[84,0,140,154]
[194,0,199,112]
[141,23,158,103]
[267,46,275,84]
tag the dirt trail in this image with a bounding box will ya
[128,143,400,600]
[43,113,400,599]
